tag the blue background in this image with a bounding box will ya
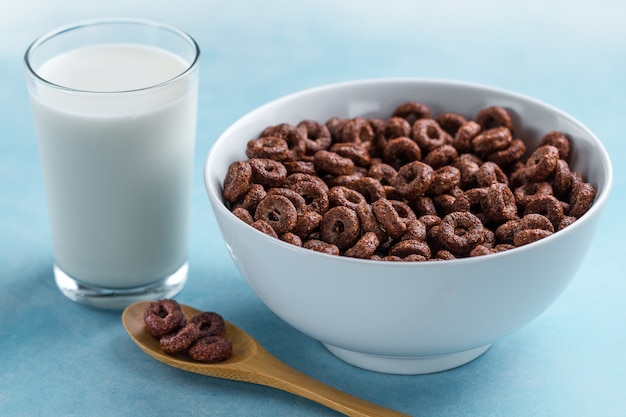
[1,1,624,416]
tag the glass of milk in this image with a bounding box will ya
[24,19,200,309]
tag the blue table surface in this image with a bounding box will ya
[1,1,625,416]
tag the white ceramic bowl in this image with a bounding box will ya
[204,78,612,374]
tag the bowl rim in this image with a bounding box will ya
[204,77,614,266]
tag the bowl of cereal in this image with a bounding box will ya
[204,78,612,374]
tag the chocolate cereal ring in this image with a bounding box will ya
[513,229,553,247]
[513,182,553,209]
[372,198,408,239]
[190,312,227,338]
[423,144,458,169]
[159,322,200,355]
[297,119,332,154]
[392,101,432,124]
[452,120,481,153]
[251,219,279,238]
[383,137,422,169]
[260,123,306,161]
[249,158,287,187]
[143,299,186,338]
[303,239,341,255]
[320,206,361,251]
[314,150,355,176]
[246,136,289,160]
[412,118,450,152]
[188,336,233,363]
[524,194,564,227]
[476,106,514,131]
[484,183,518,223]
[390,239,432,259]
[394,161,433,198]
[471,127,512,155]
[487,138,526,166]
[223,161,252,203]
[340,117,374,143]
[540,131,570,160]
[384,116,412,139]
[344,231,380,259]
[525,145,560,182]
[568,181,596,218]
[254,194,298,235]
[437,211,485,254]
[328,186,367,210]
[436,112,467,136]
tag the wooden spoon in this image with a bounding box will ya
[122,301,410,417]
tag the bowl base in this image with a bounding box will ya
[323,343,492,374]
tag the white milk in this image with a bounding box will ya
[30,44,197,288]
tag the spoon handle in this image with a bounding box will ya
[233,346,411,417]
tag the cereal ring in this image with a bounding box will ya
[246,136,289,160]
[436,250,457,260]
[484,183,518,223]
[525,145,559,182]
[326,117,348,142]
[314,150,355,176]
[437,211,485,254]
[436,112,467,136]
[340,117,374,143]
[159,322,200,355]
[540,131,570,160]
[456,158,480,190]
[367,162,398,187]
[470,245,493,257]
[411,196,438,216]
[487,138,526,166]
[291,210,323,238]
[297,119,332,154]
[190,312,227,338]
[452,121,481,153]
[372,198,408,239]
[330,142,371,167]
[476,106,514,131]
[476,161,508,187]
[494,218,523,243]
[353,177,387,203]
[236,183,266,212]
[558,216,577,231]
[552,159,572,198]
[281,232,303,246]
[251,219,278,238]
[428,166,460,195]
[188,336,233,363]
[283,160,317,176]
[249,158,287,187]
[143,299,186,338]
[471,127,512,155]
[513,229,553,247]
[524,194,564,227]
[254,194,298,235]
[513,182,553,209]
[260,123,306,161]
[288,180,330,215]
[223,161,252,203]
[390,240,432,259]
[392,101,432,124]
[465,187,488,214]
[328,186,367,210]
[320,206,361,250]
[423,144,459,169]
[394,161,433,198]
[383,137,422,169]
[232,207,254,224]
[384,116,412,139]
[285,173,329,192]
[355,203,388,243]
[401,219,427,241]
[303,239,341,255]
[412,118,451,152]
[268,187,307,214]
[521,213,555,233]
[568,181,596,218]
[344,232,380,259]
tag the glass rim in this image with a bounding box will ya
[24,17,201,95]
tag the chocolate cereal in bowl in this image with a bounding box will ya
[204,78,612,374]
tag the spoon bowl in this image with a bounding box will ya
[122,301,409,417]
